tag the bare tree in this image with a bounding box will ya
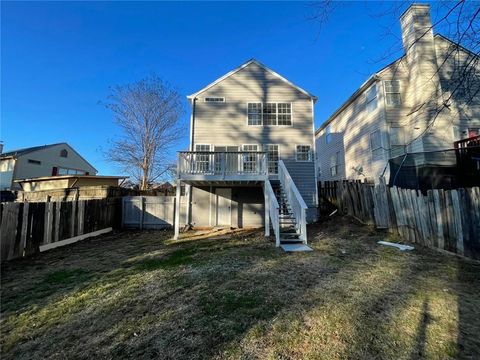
[103,75,184,190]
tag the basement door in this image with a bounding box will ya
[215,188,231,226]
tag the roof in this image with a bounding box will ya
[0,143,65,158]
[15,175,127,183]
[1,142,98,173]
[187,59,318,102]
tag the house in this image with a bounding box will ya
[315,4,480,188]
[174,59,318,248]
[0,143,97,190]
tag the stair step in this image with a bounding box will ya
[280,239,304,245]
[280,233,300,238]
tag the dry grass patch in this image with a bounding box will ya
[1,217,479,359]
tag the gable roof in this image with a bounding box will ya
[187,59,318,101]
[0,143,65,158]
[1,142,98,173]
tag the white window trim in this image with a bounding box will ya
[365,84,378,112]
[295,144,312,162]
[383,80,402,107]
[264,144,281,175]
[245,102,294,127]
[194,144,212,172]
[204,97,225,102]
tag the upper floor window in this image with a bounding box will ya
[365,84,377,113]
[247,103,262,126]
[28,159,41,165]
[325,125,332,144]
[60,149,68,158]
[205,97,225,102]
[384,80,402,106]
[58,167,86,175]
[390,127,406,158]
[247,103,292,126]
[296,145,311,162]
[242,144,258,172]
[370,130,383,161]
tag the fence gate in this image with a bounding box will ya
[122,196,179,229]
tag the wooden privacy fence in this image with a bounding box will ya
[319,180,480,260]
[122,196,187,229]
[0,198,120,262]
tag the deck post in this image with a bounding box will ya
[264,182,270,237]
[174,179,181,239]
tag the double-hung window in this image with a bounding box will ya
[389,127,406,158]
[330,152,340,177]
[247,103,292,126]
[384,80,401,106]
[365,84,378,113]
[264,144,279,174]
[296,145,311,162]
[195,144,211,172]
[242,144,258,173]
[247,103,262,125]
[277,103,292,125]
[370,130,383,161]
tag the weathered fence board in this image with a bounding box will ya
[320,181,480,260]
[0,198,120,262]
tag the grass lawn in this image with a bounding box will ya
[1,216,479,359]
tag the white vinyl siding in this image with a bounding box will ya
[384,80,401,106]
[296,145,311,162]
[264,144,279,174]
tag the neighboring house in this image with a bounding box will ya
[174,59,318,247]
[0,143,97,190]
[315,3,480,186]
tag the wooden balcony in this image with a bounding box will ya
[177,151,268,184]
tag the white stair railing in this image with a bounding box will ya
[264,181,280,247]
[278,160,308,244]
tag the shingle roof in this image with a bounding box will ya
[0,143,65,158]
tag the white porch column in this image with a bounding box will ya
[174,179,182,239]
[185,184,191,226]
[264,182,270,237]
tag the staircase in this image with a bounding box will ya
[274,184,304,245]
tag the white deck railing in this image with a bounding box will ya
[278,160,308,244]
[178,151,267,178]
[264,181,280,246]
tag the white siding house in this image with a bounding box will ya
[175,59,318,248]
[316,4,480,184]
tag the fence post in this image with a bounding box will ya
[139,196,145,230]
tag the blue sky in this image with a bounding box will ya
[2,1,429,175]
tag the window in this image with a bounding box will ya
[60,149,68,158]
[296,145,311,162]
[370,130,383,161]
[205,97,225,102]
[325,125,332,144]
[277,103,292,125]
[247,103,262,125]
[263,103,277,126]
[247,103,292,126]
[365,84,378,112]
[330,152,340,177]
[242,144,258,172]
[390,127,406,158]
[384,80,401,106]
[28,159,41,165]
[264,144,279,174]
[57,167,86,175]
[195,144,211,172]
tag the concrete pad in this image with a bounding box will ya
[281,244,313,252]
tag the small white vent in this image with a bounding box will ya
[204,97,225,102]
